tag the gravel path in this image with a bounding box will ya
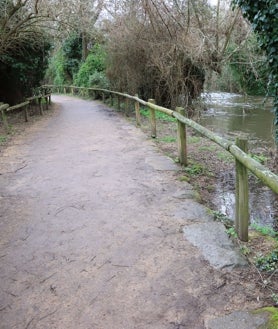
[0,95,266,329]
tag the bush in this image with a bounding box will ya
[0,37,51,104]
[89,71,110,89]
[74,44,107,87]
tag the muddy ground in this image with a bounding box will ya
[0,95,277,328]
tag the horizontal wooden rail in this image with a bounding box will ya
[0,90,52,130]
[6,101,29,112]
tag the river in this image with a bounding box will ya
[199,92,277,229]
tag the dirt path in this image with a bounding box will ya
[0,96,267,328]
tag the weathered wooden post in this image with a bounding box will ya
[110,93,114,107]
[135,94,141,127]
[117,95,121,111]
[39,97,43,115]
[235,137,249,242]
[176,107,187,166]
[0,105,9,131]
[148,99,156,138]
[24,104,29,122]
[102,92,105,103]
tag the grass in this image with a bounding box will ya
[187,136,201,144]
[249,153,268,165]
[217,151,234,163]
[140,107,176,122]
[159,136,177,143]
[183,162,205,176]
[251,222,278,238]
[0,135,7,144]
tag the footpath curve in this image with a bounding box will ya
[0,95,270,328]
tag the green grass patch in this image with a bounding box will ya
[253,307,278,328]
[187,136,201,144]
[217,151,234,163]
[159,136,177,143]
[251,222,278,238]
[183,162,205,176]
[178,175,190,182]
[140,108,176,122]
[254,249,278,272]
[0,135,7,144]
[249,153,268,165]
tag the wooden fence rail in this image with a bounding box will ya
[0,93,51,131]
[44,84,278,241]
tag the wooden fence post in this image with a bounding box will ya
[135,94,141,127]
[148,99,156,138]
[117,96,121,111]
[24,104,29,122]
[176,107,187,166]
[39,97,43,115]
[110,93,114,107]
[1,109,9,131]
[124,93,129,116]
[235,137,249,242]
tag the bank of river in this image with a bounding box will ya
[199,92,277,229]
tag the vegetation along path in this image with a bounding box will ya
[0,96,274,328]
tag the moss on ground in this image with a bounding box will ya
[253,307,278,329]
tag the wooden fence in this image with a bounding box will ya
[25,85,278,240]
[0,93,51,132]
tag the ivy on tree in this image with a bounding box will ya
[232,0,278,143]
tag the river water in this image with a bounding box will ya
[199,92,277,229]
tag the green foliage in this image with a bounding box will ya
[62,33,82,80]
[0,135,7,144]
[232,0,278,142]
[187,136,201,144]
[45,49,68,86]
[74,44,108,88]
[254,307,278,328]
[89,72,110,89]
[226,227,238,238]
[250,222,278,238]
[140,108,176,122]
[249,153,268,164]
[227,37,270,95]
[159,136,177,143]
[0,37,51,104]
[255,249,278,272]
[183,162,205,176]
[210,210,234,228]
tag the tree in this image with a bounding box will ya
[105,0,247,109]
[0,0,51,104]
[40,0,104,60]
[232,0,278,143]
[0,0,49,58]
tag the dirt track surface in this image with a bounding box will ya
[0,96,264,328]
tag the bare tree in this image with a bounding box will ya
[40,0,104,59]
[0,0,49,58]
[105,0,250,109]
[0,0,105,61]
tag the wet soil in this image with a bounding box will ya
[0,95,275,329]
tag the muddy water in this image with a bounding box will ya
[199,92,277,229]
